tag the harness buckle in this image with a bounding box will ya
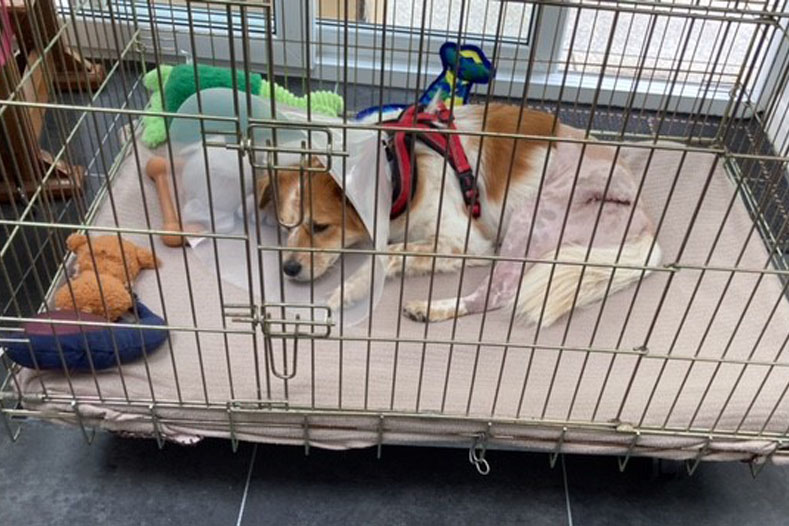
[457,169,481,218]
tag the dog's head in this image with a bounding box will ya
[257,159,368,281]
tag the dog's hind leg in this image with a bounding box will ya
[404,205,555,323]
[327,239,488,312]
[402,260,517,322]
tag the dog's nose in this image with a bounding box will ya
[283,259,302,277]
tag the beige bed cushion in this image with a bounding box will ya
[14,138,789,461]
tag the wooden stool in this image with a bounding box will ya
[0,0,106,202]
[7,0,105,91]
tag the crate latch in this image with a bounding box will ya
[224,303,333,380]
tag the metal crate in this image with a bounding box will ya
[2,0,789,474]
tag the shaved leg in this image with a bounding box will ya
[328,239,490,311]
[402,259,523,322]
[403,200,556,323]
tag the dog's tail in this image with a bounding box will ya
[514,234,662,327]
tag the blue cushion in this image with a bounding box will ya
[1,300,168,371]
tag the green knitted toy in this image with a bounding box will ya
[140,64,344,148]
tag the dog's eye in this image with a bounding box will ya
[311,222,329,234]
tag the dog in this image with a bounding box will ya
[257,101,660,327]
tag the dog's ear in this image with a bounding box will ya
[257,174,274,209]
[258,159,324,209]
[309,156,326,170]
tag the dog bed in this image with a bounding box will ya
[2,300,167,370]
[8,136,789,463]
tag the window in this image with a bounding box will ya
[558,2,762,86]
[318,0,533,43]
[61,0,781,116]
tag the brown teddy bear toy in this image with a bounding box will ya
[54,234,159,320]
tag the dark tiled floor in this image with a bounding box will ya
[0,421,253,526]
[564,454,789,526]
[239,443,568,525]
[4,420,789,525]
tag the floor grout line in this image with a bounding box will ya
[561,455,574,526]
[234,443,258,526]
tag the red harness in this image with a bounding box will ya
[382,103,480,220]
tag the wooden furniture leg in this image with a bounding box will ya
[8,0,105,91]
[0,47,84,202]
[0,0,104,202]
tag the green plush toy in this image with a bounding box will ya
[140,64,344,148]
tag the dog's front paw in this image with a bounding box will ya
[327,287,345,311]
[327,286,358,312]
[403,300,431,322]
[403,298,466,323]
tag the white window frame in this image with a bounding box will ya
[59,0,772,118]
[313,2,555,81]
[62,0,309,70]
[313,3,738,115]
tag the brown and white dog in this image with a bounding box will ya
[258,102,660,326]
